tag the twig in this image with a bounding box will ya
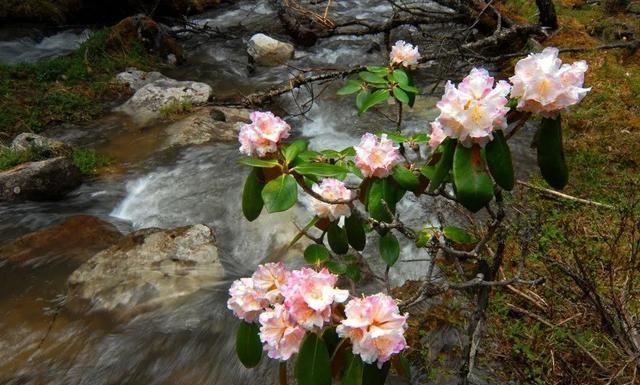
[517,180,616,209]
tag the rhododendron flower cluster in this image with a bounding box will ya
[429,120,447,149]
[238,111,291,157]
[354,133,403,178]
[389,40,420,67]
[309,178,353,221]
[432,68,511,147]
[337,293,408,367]
[228,264,408,364]
[509,47,590,117]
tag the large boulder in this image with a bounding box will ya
[67,224,224,318]
[0,157,81,201]
[115,67,169,91]
[0,215,122,267]
[116,72,212,123]
[164,106,250,147]
[247,33,295,66]
[10,132,71,157]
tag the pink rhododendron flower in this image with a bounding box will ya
[429,120,447,149]
[239,111,291,157]
[336,293,408,366]
[227,277,268,323]
[252,262,289,304]
[354,133,403,178]
[433,68,511,147]
[281,267,349,330]
[389,40,420,67]
[509,47,590,117]
[259,304,306,361]
[310,178,353,221]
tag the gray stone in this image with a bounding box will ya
[11,133,71,157]
[67,224,224,319]
[0,157,81,202]
[164,106,250,148]
[115,67,169,91]
[247,33,295,66]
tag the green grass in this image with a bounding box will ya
[159,98,194,119]
[71,148,110,175]
[0,147,49,171]
[0,28,157,137]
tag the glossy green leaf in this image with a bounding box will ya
[328,222,349,254]
[342,351,364,385]
[284,139,309,165]
[379,232,400,266]
[392,165,419,191]
[344,213,366,251]
[261,174,298,213]
[382,131,407,143]
[443,225,475,244]
[485,130,514,190]
[367,178,399,223]
[238,158,280,168]
[344,263,362,282]
[235,321,262,368]
[392,87,410,104]
[337,80,363,95]
[355,90,369,111]
[453,143,494,212]
[413,133,429,144]
[399,83,420,94]
[295,333,331,385]
[427,138,456,192]
[304,244,330,264]
[537,116,568,190]
[326,260,347,274]
[294,163,349,177]
[359,71,387,84]
[340,146,356,156]
[366,66,389,74]
[358,89,390,115]
[392,69,409,85]
[242,168,264,221]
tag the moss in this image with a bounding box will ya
[0,147,49,171]
[0,28,158,138]
[159,98,195,119]
[71,148,111,175]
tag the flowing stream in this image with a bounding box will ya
[0,1,538,384]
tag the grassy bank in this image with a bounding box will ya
[0,28,158,140]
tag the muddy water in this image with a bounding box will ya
[0,1,537,384]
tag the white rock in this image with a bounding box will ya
[247,33,294,66]
[115,67,169,91]
[164,106,250,148]
[67,224,224,319]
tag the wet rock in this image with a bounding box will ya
[0,215,122,267]
[0,157,81,202]
[116,74,212,123]
[108,14,184,64]
[115,67,169,91]
[10,132,71,157]
[164,106,250,147]
[67,224,224,318]
[247,33,295,66]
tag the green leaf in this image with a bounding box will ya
[295,333,331,385]
[304,244,330,264]
[294,163,349,177]
[359,89,390,115]
[326,260,347,274]
[321,149,342,159]
[328,222,350,254]
[344,213,366,251]
[337,80,363,95]
[298,150,322,162]
[284,139,309,165]
[363,362,390,385]
[342,351,364,385]
[379,232,400,266]
[366,66,389,75]
[427,138,456,192]
[242,168,264,221]
[413,133,429,144]
[381,131,407,143]
[262,174,298,213]
[485,130,514,190]
[443,225,475,244]
[238,158,280,168]
[355,90,369,111]
[235,321,262,368]
[367,178,399,223]
[392,165,419,190]
[399,83,420,94]
[392,87,410,104]
[537,116,568,190]
[359,71,387,84]
[453,143,494,213]
[340,147,356,156]
[392,69,409,86]
[344,263,362,282]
